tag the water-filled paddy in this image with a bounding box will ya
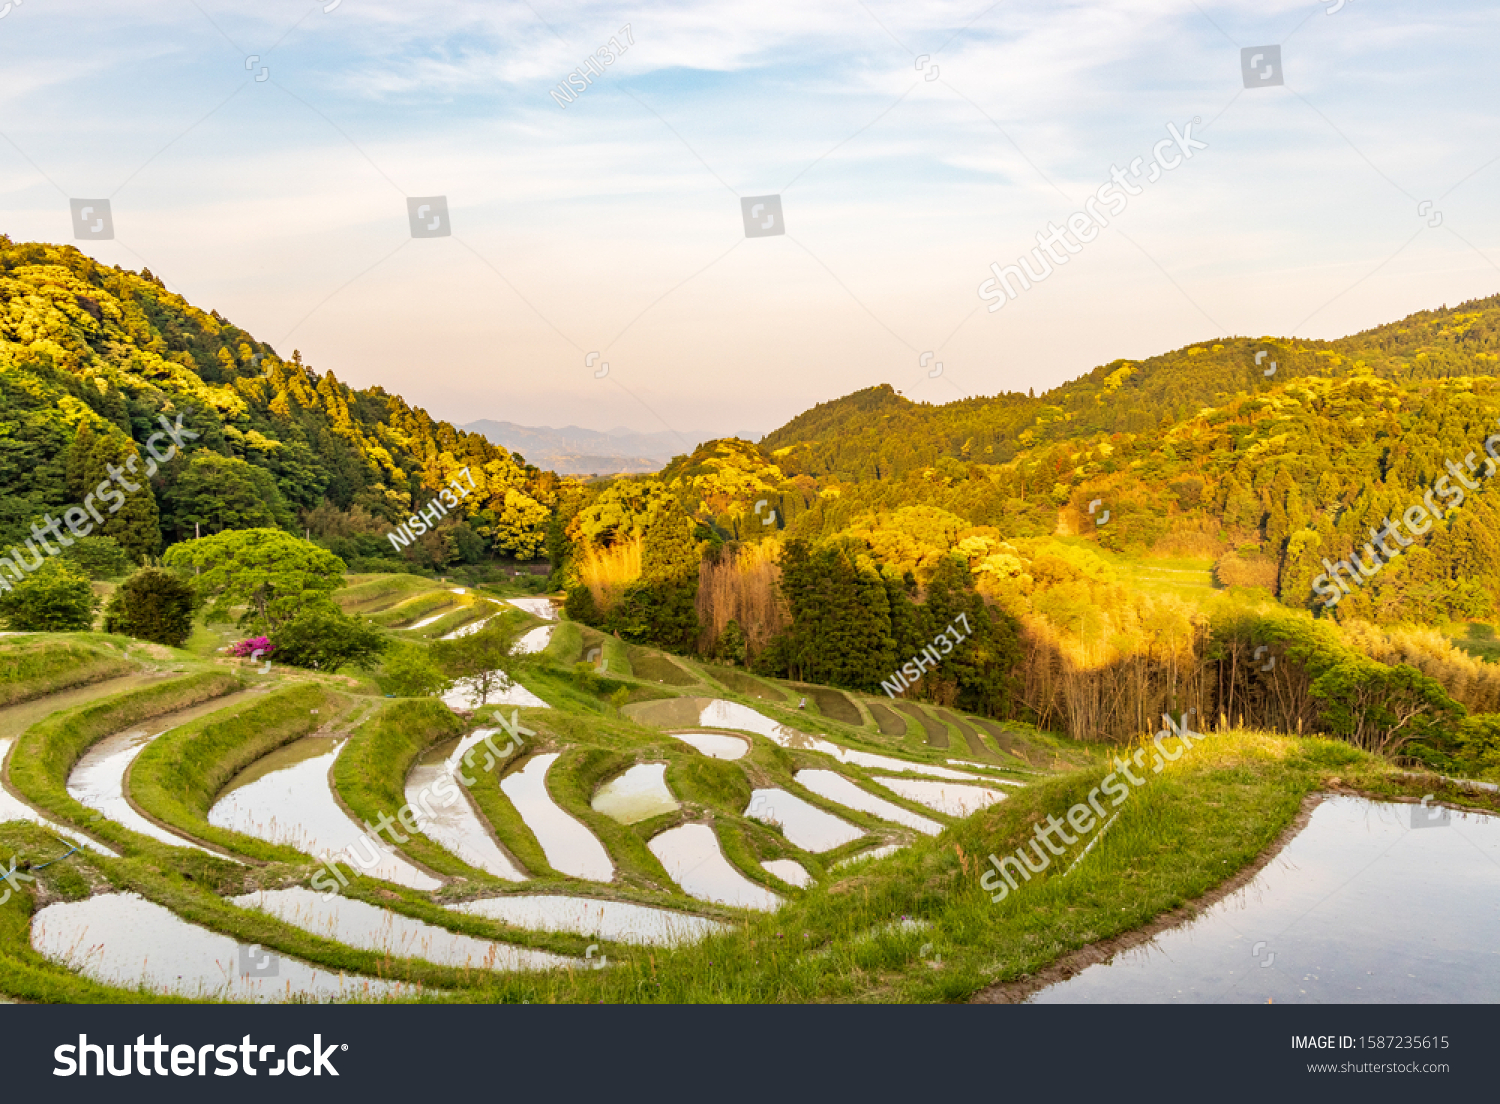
[450,894,728,945]
[591,763,679,825]
[507,598,558,621]
[761,859,813,887]
[871,776,1008,817]
[405,731,527,879]
[0,735,117,855]
[794,770,943,835]
[232,888,571,971]
[648,823,782,911]
[66,692,262,856]
[32,892,402,1002]
[689,699,999,781]
[441,674,548,711]
[667,731,750,760]
[515,625,555,654]
[744,787,864,852]
[1030,796,1500,1004]
[209,736,441,890]
[501,753,614,881]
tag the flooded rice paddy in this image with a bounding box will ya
[744,787,864,852]
[1031,796,1500,1003]
[208,736,441,890]
[506,598,558,621]
[441,674,548,711]
[794,770,943,835]
[32,892,402,1002]
[591,763,679,825]
[693,700,1001,781]
[404,730,526,880]
[761,859,813,887]
[231,888,572,971]
[66,692,263,857]
[515,625,555,655]
[667,731,750,760]
[870,776,1008,817]
[500,753,614,881]
[450,894,728,945]
[647,823,783,911]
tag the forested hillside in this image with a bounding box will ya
[7,235,1500,771]
[0,237,556,571]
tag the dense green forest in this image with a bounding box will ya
[0,237,556,574]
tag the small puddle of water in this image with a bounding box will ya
[1029,796,1500,1004]
[667,731,750,760]
[450,894,728,945]
[761,859,813,887]
[745,788,864,852]
[648,823,782,911]
[834,843,904,868]
[406,610,452,631]
[794,770,942,835]
[500,754,614,882]
[33,892,402,1002]
[870,776,1008,817]
[209,737,441,891]
[592,763,679,825]
[405,731,527,880]
[232,888,571,971]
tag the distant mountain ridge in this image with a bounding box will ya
[461,420,763,476]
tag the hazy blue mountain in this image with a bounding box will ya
[461,420,763,475]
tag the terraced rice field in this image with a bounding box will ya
[0,613,1044,1005]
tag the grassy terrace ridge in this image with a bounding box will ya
[129,681,349,864]
[0,636,137,708]
[543,621,583,665]
[334,573,444,614]
[331,697,522,885]
[368,589,466,628]
[5,670,248,858]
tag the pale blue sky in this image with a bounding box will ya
[1,0,1495,441]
